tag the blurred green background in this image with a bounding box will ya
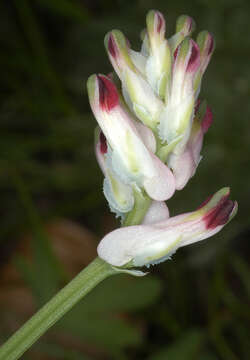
[0,0,249,359]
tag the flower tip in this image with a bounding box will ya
[105,32,117,58]
[202,187,237,229]
[174,37,200,73]
[197,30,215,56]
[105,30,128,53]
[176,14,195,35]
[97,74,119,111]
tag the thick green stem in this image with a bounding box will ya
[0,257,116,360]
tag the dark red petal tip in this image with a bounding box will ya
[100,131,108,154]
[187,40,200,72]
[97,75,119,111]
[203,195,235,229]
[156,12,164,33]
[108,34,117,59]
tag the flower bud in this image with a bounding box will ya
[168,15,195,52]
[105,30,164,130]
[191,31,215,94]
[197,31,215,75]
[159,38,200,146]
[145,10,172,99]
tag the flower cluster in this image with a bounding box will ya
[87,10,237,269]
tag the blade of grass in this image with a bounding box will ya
[14,0,77,116]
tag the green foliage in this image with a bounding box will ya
[148,329,206,360]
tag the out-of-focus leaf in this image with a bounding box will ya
[147,328,205,360]
[200,353,219,360]
[35,0,89,23]
[231,256,250,297]
[30,341,93,360]
[79,275,162,313]
[58,311,141,353]
[12,174,63,304]
[52,275,162,354]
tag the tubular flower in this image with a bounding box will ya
[87,74,175,202]
[97,188,237,267]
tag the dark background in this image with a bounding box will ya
[0,0,249,359]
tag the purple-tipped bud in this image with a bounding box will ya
[174,38,200,75]
[196,31,215,74]
[104,30,135,78]
[176,15,195,36]
[146,10,166,40]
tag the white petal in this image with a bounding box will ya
[168,150,195,190]
[129,49,147,74]
[134,122,156,153]
[103,174,134,213]
[159,93,195,144]
[97,225,181,267]
[143,154,175,201]
[142,201,169,224]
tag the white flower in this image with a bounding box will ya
[97,188,237,267]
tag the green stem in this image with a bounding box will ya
[123,189,152,227]
[0,257,116,360]
[0,181,151,360]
